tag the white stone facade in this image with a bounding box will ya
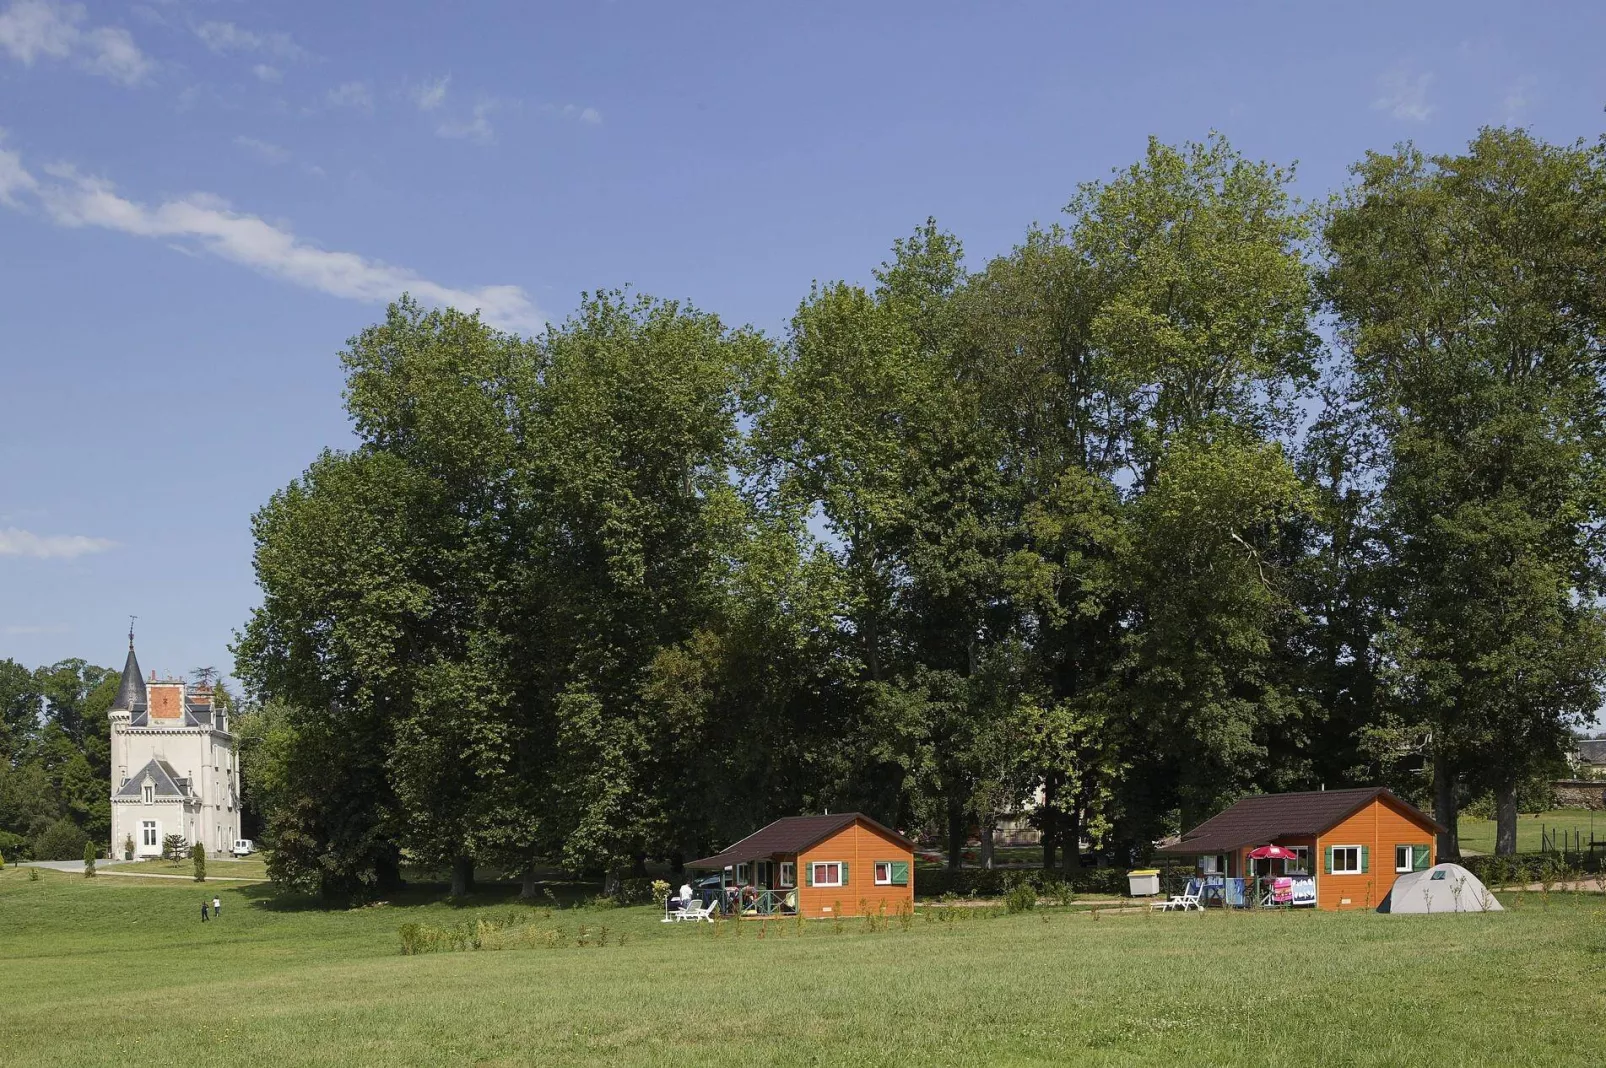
[106,641,240,859]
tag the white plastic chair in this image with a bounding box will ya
[1151,878,1203,911]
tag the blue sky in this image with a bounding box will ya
[2,1,1604,682]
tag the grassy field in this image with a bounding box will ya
[106,854,273,879]
[1457,809,1606,854]
[2,865,1603,1067]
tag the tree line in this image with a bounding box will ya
[229,127,1606,898]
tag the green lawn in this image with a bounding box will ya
[107,854,273,879]
[1,866,1603,1066]
[1456,809,1606,854]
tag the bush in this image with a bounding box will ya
[191,842,206,882]
[1005,883,1037,913]
[0,829,25,861]
[613,877,657,905]
[83,840,97,878]
[31,817,88,861]
[915,866,1127,899]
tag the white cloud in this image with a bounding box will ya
[195,20,306,62]
[234,135,290,165]
[1373,66,1435,122]
[437,100,495,144]
[1500,75,1537,124]
[0,526,116,559]
[0,147,541,332]
[252,62,281,83]
[0,128,38,206]
[413,75,448,112]
[0,0,153,85]
[325,80,373,112]
[541,102,602,125]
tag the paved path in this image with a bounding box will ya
[21,860,256,882]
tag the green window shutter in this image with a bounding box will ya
[840,861,849,886]
[891,861,910,886]
[1324,846,1334,875]
[1360,845,1369,874]
[1412,845,1430,871]
[804,862,813,887]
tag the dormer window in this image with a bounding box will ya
[142,784,154,804]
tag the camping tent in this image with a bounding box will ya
[1377,863,1504,913]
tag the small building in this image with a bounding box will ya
[107,634,241,859]
[689,813,915,918]
[1156,787,1443,911]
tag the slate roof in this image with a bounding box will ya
[111,645,147,713]
[689,813,915,869]
[114,758,189,799]
[1156,787,1444,855]
[1575,739,1606,765]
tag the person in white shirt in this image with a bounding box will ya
[679,882,695,906]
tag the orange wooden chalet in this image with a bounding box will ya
[689,813,915,918]
[1156,787,1444,911]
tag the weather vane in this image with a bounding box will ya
[128,614,137,649]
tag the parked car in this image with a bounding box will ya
[231,839,255,857]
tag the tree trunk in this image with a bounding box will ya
[1063,802,1083,874]
[670,851,684,876]
[1432,751,1460,862]
[1494,779,1518,856]
[450,855,474,898]
[979,816,996,870]
[946,794,965,871]
[1040,773,1060,872]
[520,868,539,901]
[631,852,648,878]
[603,866,621,897]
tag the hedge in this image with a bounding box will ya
[914,866,1129,899]
[1459,851,1602,884]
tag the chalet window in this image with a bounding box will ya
[142,784,154,804]
[1329,846,1364,875]
[810,861,844,887]
[1284,847,1310,873]
[141,821,157,847]
[734,862,750,884]
[874,860,911,886]
[874,862,892,885]
[1394,845,1412,873]
[779,861,795,887]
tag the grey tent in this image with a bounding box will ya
[1377,863,1503,913]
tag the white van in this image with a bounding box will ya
[231,839,255,857]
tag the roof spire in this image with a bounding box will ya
[112,626,147,714]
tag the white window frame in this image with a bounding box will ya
[874,861,893,885]
[735,862,750,884]
[811,861,843,887]
[1394,845,1413,873]
[1331,845,1362,875]
[779,861,795,887]
[142,783,154,804]
[141,820,158,848]
[1284,846,1310,873]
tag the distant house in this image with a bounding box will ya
[1570,738,1606,781]
[690,813,915,918]
[1156,787,1443,911]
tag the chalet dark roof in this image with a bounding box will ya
[1576,739,1606,764]
[689,813,914,869]
[114,758,188,799]
[1156,787,1444,856]
[112,644,147,713]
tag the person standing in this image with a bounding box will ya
[212,895,221,918]
[200,900,209,922]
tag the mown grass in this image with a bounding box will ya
[1,866,1603,1067]
[105,854,272,879]
[1458,809,1606,854]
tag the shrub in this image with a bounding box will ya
[0,849,6,871]
[613,877,657,905]
[83,840,97,878]
[1005,883,1037,913]
[31,817,88,861]
[123,834,135,861]
[191,842,206,882]
[29,866,39,881]
[915,866,1126,899]
[162,834,186,863]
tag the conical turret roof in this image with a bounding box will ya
[112,641,147,713]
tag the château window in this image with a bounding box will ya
[142,784,153,804]
[141,821,157,847]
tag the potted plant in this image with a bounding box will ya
[123,834,135,861]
